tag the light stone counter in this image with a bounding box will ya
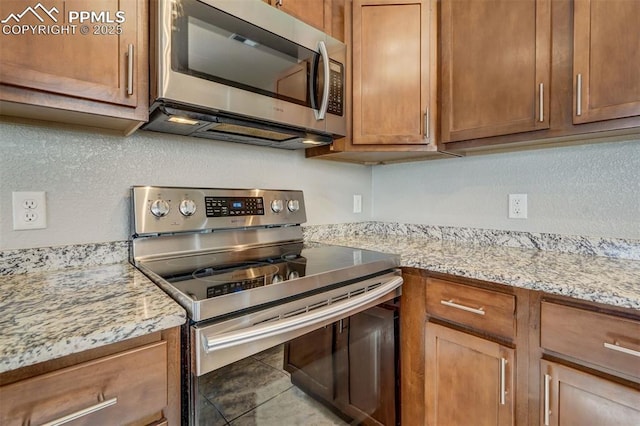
[0,263,186,373]
[309,234,640,311]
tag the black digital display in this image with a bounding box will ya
[205,197,264,217]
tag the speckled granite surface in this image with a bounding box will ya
[0,241,129,276]
[308,233,640,311]
[0,263,186,373]
[303,222,640,260]
[1,221,638,374]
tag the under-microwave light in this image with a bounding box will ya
[168,116,200,125]
[303,140,324,145]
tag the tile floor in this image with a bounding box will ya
[197,345,351,425]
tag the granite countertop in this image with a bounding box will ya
[0,263,186,374]
[310,234,640,311]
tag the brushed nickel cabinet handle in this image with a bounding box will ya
[576,73,582,116]
[276,0,283,6]
[604,342,640,358]
[500,358,507,405]
[41,396,117,426]
[440,299,485,316]
[543,373,551,426]
[539,83,544,122]
[127,44,134,96]
[424,109,430,139]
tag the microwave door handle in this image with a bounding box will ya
[201,276,403,353]
[314,41,330,121]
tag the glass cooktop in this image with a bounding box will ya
[137,242,399,321]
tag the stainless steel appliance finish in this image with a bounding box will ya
[145,0,347,149]
[129,186,402,425]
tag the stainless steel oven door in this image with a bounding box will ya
[192,271,402,376]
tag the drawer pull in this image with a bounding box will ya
[604,342,640,358]
[499,358,507,405]
[440,299,485,316]
[40,396,117,426]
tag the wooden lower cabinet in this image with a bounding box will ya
[284,323,335,402]
[425,322,515,426]
[335,306,397,426]
[285,305,398,425]
[0,328,180,426]
[540,360,640,426]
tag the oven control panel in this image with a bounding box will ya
[131,186,307,236]
[205,197,264,217]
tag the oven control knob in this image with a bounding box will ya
[272,274,283,284]
[287,199,300,212]
[150,199,170,217]
[288,270,299,280]
[179,199,197,216]
[271,199,284,213]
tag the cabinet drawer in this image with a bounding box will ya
[541,301,640,379]
[0,341,167,425]
[426,278,515,340]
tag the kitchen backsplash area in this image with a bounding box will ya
[0,118,373,250]
[1,118,639,273]
[373,137,640,240]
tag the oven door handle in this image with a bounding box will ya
[201,276,402,353]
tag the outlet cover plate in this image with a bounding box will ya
[353,194,362,214]
[13,191,47,230]
[508,193,528,219]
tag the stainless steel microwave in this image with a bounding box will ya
[144,0,347,149]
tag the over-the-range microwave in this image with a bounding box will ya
[144,0,347,149]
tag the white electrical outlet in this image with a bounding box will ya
[13,191,47,230]
[508,194,528,219]
[353,194,362,213]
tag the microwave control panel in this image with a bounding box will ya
[328,61,344,116]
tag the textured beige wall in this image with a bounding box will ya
[372,138,640,240]
[0,118,373,250]
[2,117,639,250]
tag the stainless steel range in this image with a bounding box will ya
[129,186,402,425]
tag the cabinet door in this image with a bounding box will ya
[540,360,640,426]
[440,0,551,142]
[352,0,435,145]
[573,0,640,124]
[268,0,330,33]
[335,306,397,426]
[0,0,138,108]
[425,322,514,426]
[284,325,335,402]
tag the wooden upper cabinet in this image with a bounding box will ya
[0,0,147,133]
[573,0,640,124]
[440,0,551,143]
[352,0,435,145]
[266,0,332,34]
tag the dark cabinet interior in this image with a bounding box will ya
[284,303,399,425]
